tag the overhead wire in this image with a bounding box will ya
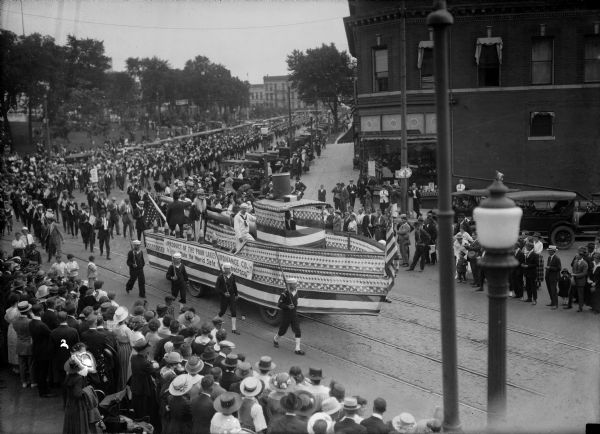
[0,8,344,31]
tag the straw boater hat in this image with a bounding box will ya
[234,361,253,379]
[240,377,263,398]
[214,392,242,415]
[163,352,183,365]
[392,413,417,432]
[169,374,193,396]
[307,412,334,434]
[113,306,129,323]
[221,354,239,369]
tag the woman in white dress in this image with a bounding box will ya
[4,293,21,374]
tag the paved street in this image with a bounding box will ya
[1,135,599,434]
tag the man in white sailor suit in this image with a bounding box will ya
[233,203,256,252]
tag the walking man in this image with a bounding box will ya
[545,245,561,309]
[408,220,431,272]
[521,242,539,304]
[167,252,189,305]
[215,262,240,335]
[95,209,111,260]
[273,277,305,355]
[126,240,146,297]
[568,248,589,312]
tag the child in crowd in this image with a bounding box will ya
[558,268,572,306]
[456,251,468,283]
[165,295,176,319]
[87,255,97,291]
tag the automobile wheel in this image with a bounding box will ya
[188,281,207,298]
[259,306,281,326]
[550,226,575,250]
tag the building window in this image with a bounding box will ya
[373,48,389,92]
[418,41,434,89]
[531,37,553,84]
[475,36,503,87]
[529,112,554,139]
[584,35,600,83]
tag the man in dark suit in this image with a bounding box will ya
[545,245,562,309]
[521,242,539,304]
[408,220,432,272]
[64,302,81,332]
[362,210,373,238]
[29,304,56,397]
[126,239,146,297]
[267,392,307,434]
[95,209,111,259]
[166,192,187,236]
[191,375,216,434]
[360,397,389,434]
[50,311,79,387]
[41,298,60,330]
[133,200,147,241]
[334,397,367,434]
[81,316,115,393]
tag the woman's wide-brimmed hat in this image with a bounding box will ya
[168,374,193,397]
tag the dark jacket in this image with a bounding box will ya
[267,414,307,434]
[190,392,215,434]
[167,263,189,292]
[545,254,562,280]
[127,249,145,270]
[41,309,60,330]
[130,354,157,396]
[215,273,238,297]
[50,324,79,363]
[335,418,368,434]
[29,318,52,360]
[166,200,187,229]
[360,415,389,434]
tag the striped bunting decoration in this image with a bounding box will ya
[385,223,399,278]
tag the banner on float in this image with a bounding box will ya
[146,236,254,280]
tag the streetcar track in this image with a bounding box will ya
[387,295,600,354]
[51,246,491,413]
[300,313,545,397]
[377,312,576,372]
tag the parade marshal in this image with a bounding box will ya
[126,240,146,298]
[273,277,305,355]
[233,203,256,252]
[215,262,240,335]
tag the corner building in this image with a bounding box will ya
[344,0,600,196]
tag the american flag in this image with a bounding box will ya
[385,223,399,278]
[143,194,166,228]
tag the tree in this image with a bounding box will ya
[287,43,355,132]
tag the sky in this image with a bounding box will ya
[0,0,351,83]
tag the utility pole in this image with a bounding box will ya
[400,0,409,215]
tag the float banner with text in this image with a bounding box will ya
[147,237,254,280]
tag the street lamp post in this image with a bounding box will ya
[427,2,460,432]
[473,179,522,429]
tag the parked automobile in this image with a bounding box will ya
[506,190,600,249]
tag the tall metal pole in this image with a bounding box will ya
[427,2,461,432]
[400,1,409,215]
[288,85,293,146]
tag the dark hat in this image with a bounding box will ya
[200,347,218,361]
[171,335,185,347]
[280,392,301,412]
[222,353,239,369]
[578,246,587,254]
[295,390,317,417]
[308,367,324,381]
[255,356,276,371]
[213,392,242,415]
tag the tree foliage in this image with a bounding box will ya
[287,43,355,131]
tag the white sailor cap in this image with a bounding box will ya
[132,240,142,245]
[173,252,182,259]
[287,278,298,284]
[222,262,232,269]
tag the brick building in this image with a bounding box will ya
[344,0,600,196]
[249,84,265,107]
[249,75,310,110]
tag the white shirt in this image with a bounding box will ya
[210,413,241,434]
[234,211,255,241]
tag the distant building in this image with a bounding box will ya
[344,0,600,196]
[249,75,311,111]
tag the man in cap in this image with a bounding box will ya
[396,214,412,267]
[407,220,431,272]
[107,197,120,237]
[238,377,268,433]
[334,397,367,433]
[233,202,256,252]
[273,277,305,355]
[167,252,190,305]
[215,262,240,335]
[545,245,561,309]
[568,248,589,312]
[120,197,135,239]
[133,200,147,241]
[126,240,146,297]
[521,242,539,304]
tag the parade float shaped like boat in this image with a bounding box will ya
[144,174,395,323]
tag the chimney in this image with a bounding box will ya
[486,26,493,38]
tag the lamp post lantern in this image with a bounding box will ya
[473,177,522,429]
